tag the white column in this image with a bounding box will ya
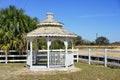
[64,39,68,68]
[71,40,74,52]
[71,40,74,65]
[30,39,33,67]
[47,37,51,68]
[34,39,38,64]
[64,41,68,54]
[26,40,29,66]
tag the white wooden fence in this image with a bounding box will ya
[0,49,120,67]
[74,49,120,67]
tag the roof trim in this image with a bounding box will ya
[27,34,77,37]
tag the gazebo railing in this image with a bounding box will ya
[36,49,73,67]
[49,51,65,67]
[26,49,73,68]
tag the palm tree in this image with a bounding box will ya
[0,5,38,55]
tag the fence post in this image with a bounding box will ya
[5,52,8,64]
[77,48,79,62]
[104,49,107,67]
[88,49,91,65]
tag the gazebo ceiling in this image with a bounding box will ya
[26,13,77,37]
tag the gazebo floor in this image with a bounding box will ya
[29,64,74,71]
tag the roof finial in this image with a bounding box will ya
[46,13,54,19]
[37,13,64,27]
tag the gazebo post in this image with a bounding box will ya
[64,38,68,68]
[34,39,38,64]
[30,38,33,68]
[71,40,74,66]
[26,40,29,66]
[47,37,51,68]
[71,40,74,52]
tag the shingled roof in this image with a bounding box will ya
[26,13,77,37]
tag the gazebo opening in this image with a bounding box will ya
[50,40,64,49]
[25,13,77,70]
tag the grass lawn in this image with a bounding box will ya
[0,62,120,80]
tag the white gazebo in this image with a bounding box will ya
[25,13,77,70]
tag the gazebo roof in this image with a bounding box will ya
[37,13,64,27]
[26,13,77,37]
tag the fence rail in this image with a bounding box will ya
[0,49,120,67]
[74,49,120,67]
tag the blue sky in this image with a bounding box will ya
[0,0,120,42]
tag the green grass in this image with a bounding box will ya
[0,62,120,80]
